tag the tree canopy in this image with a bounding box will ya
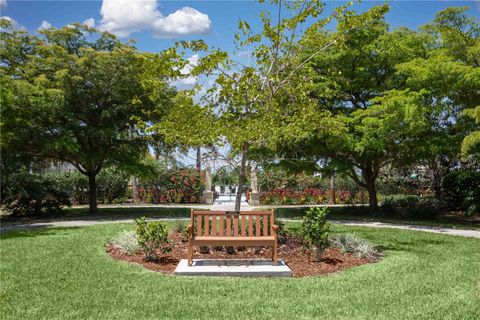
[0,20,182,213]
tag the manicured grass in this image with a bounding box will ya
[273,207,480,230]
[1,222,479,319]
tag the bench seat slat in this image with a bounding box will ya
[226,215,231,236]
[263,215,268,236]
[196,215,202,236]
[211,215,217,236]
[233,215,239,236]
[241,216,246,237]
[204,215,209,236]
[219,215,224,236]
[255,216,261,237]
[248,216,254,237]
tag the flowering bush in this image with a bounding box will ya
[138,168,204,204]
[258,188,354,205]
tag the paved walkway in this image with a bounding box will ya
[2,215,479,239]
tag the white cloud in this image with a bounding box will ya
[172,54,200,87]
[0,16,24,30]
[83,18,95,28]
[99,0,211,38]
[38,20,52,30]
[152,7,211,38]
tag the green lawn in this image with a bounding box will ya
[1,222,479,319]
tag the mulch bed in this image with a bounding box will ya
[107,232,377,277]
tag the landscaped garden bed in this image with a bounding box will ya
[106,229,382,277]
[106,210,381,277]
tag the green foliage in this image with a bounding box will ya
[441,170,480,215]
[135,217,172,261]
[45,168,128,204]
[330,234,382,260]
[138,168,204,203]
[212,167,238,186]
[301,207,330,261]
[461,106,480,157]
[382,194,441,219]
[0,19,181,213]
[109,231,140,255]
[0,171,70,216]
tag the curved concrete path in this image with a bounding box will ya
[1,216,479,239]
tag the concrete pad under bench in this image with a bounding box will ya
[174,259,292,277]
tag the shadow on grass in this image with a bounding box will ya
[1,207,191,224]
[0,226,82,240]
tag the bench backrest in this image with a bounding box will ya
[190,210,275,237]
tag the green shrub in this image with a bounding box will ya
[301,207,330,261]
[1,171,70,216]
[109,231,140,255]
[382,194,421,208]
[46,168,128,205]
[330,234,382,260]
[382,194,441,219]
[97,168,129,204]
[441,170,480,215]
[135,217,172,261]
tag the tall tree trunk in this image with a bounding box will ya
[361,165,378,211]
[88,172,97,214]
[235,145,248,211]
[196,147,201,171]
[131,176,139,203]
[329,173,336,204]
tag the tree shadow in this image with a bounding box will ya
[0,226,81,240]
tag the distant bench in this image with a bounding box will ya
[187,209,278,266]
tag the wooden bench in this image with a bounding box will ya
[187,209,278,266]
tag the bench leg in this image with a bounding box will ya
[188,243,193,266]
[272,242,277,266]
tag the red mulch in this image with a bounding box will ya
[106,232,377,277]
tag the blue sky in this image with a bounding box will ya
[2,0,479,55]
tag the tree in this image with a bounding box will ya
[0,20,179,213]
[159,0,385,210]
[417,7,479,159]
[282,5,430,209]
[387,7,480,195]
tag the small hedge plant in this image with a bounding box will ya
[301,207,330,261]
[441,170,480,215]
[382,194,441,219]
[109,231,140,255]
[135,217,172,261]
[330,234,382,260]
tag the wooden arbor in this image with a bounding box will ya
[187,209,278,266]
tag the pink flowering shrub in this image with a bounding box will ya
[138,168,204,204]
[259,188,354,205]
